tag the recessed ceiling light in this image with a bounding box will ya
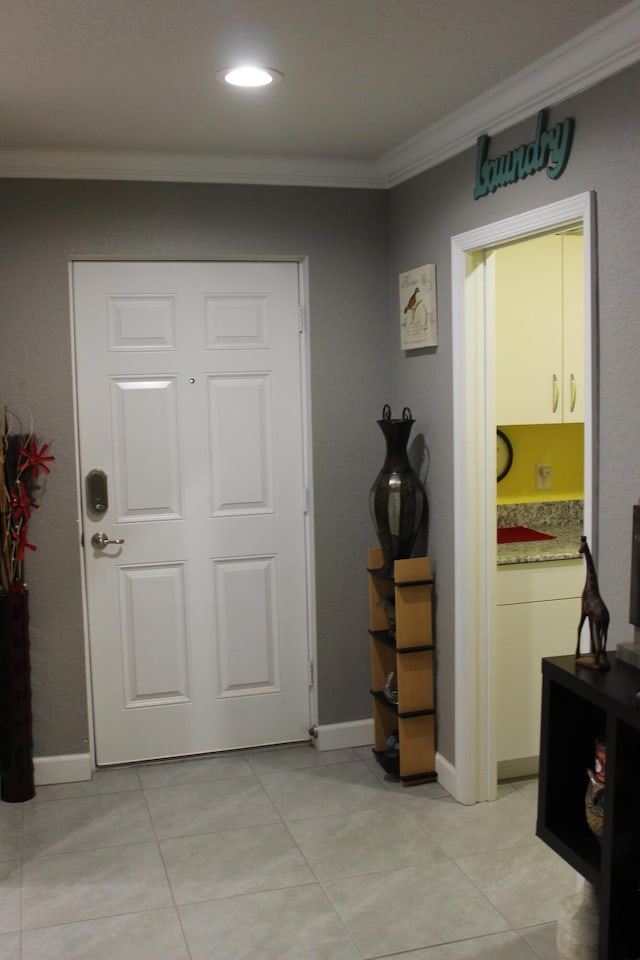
[218,66,282,88]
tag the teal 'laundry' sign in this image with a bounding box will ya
[474,109,574,200]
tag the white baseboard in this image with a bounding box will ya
[435,751,458,800]
[34,753,93,786]
[313,719,375,752]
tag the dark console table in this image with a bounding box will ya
[537,653,640,960]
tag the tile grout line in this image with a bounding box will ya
[138,770,195,960]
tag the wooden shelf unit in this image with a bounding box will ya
[367,547,436,785]
[538,654,640,959]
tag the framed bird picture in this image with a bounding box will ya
[399,263,438,349]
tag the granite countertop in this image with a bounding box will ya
[497,499,583,566]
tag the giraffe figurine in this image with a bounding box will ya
[575,535,610,671]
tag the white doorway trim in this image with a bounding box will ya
[297,257,320,738]
[451,192,596,804]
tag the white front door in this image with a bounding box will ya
[73,261,311,764]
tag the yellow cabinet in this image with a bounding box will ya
[561,233,584,423]
[495,233,584,425]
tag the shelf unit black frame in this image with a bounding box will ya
[538,653,640,960]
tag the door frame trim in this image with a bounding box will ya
[68,262,97,769]
[298,256,319,734]
[450,192,597,804]
[69,256,317,768]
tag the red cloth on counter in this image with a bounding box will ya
[497,526,556,544]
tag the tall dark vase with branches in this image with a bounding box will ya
[0,404,54,802]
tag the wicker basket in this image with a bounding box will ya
[585,770,604,840]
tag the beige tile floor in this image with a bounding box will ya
[0,744,576,959]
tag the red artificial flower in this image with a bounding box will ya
[19,440,55,478]
[11,526,37,562]
[8,482,38,522]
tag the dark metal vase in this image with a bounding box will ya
[369,406,427,578]
[0,589,35,802]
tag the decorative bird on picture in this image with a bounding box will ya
[575,535,610,671]
[403,286,422,321]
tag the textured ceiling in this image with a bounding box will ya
[0,0,637,183]
[1,0,635,157]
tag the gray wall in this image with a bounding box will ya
[389,62,640,762]
[0,180,390,756]
[4,59,640,768]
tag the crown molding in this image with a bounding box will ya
[1,0,639,189]
[0,148,383,189]
[377,0,640,187]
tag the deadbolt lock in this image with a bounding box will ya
[86,469,109,514]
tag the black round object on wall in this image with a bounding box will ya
[497,429,513,482]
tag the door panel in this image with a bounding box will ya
[120,562,191,705]
[208,374,273,514]
[214,556,280,696]
[73,261,310,764]
[111,377,183,520]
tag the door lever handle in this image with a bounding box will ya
[91,532,125,550]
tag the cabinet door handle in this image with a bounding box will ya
[570,374,577,413]
[552,374,559,413]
